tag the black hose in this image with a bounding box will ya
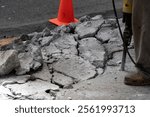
[112,0,136,65]
[112,0,150,75]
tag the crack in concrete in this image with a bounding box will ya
[1,16,134,100]
[87,69,99,80]
[74,37,80,56]
[53,69,78,83]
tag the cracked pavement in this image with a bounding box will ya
[1,15,150,100]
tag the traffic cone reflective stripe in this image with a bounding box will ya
[49,0,78,26]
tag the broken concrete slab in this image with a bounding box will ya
[41,27,52,37]
[91,15,103,20]
[43,43,61,57]
[52,72,74,88]
[5,79,59,97]
[39,36,53,47]
[41,34,78,61]
[53,25,71,34]
[52,34,78,55]
[53,56,96,81]
[79,15,91,22]
[16,44,43,75]
[102,28,123,59]
[12,39,29,53]
[79,37,105,68]
[75,17,104,39]
[95,27,113,43]
[75,22,98,39]
[0,85,14,99]
[0,50,19,76]
[31,63,52,82]
[16,52,33,75]
[1,75,31,86]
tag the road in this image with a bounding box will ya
[0,0,122,37]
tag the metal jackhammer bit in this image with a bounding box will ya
[121,27,132,71]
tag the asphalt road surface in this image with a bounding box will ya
[0,0,122,37]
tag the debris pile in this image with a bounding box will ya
[0,15,128,100]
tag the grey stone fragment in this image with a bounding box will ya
[53,56,96,81]
[107,60,120,66]
[31,63,52,82]
[39,36,53,47]
[52,72,74,87]
[104,19,118,28]
[31,33,43,45]
[1,75,31,86]
[79,37,105,68]
[44,43,61,56]
[41,43,62,63]
[16,53,33,75]
[28,32,39,39]
[79,15,91,22]
[0,86,13,99]
[50,34,78,56]
[102,28,123,58]
[41,27,51,37]
[91,15,103,20]
[75,19,104,39]
[96,27,113,43]
[16,44,43,75]
[5,79,59,96]
[97,68,103,74]
[0,50,19,76]
[53,25,71,34]
[75,22,98,39]
[12,39,27,53]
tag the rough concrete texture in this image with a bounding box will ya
[2,79,59,100]
[40,36,53,47]
[31,63,52,82]
[0,15,150,100]
[52,72,74,88]
[53,56,96,81]
[75,18,104,39]
[0,50,19,76]
[79,37,105,68]
[16,44,43,75]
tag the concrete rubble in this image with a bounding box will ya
[0,50,19,76]
[0,14,150,100]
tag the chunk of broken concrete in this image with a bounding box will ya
[5,79,59,96]
[53,56,96,81]
[75,19,104,39]
[79,15,91,22]
[75,22,98,39]
[95,27,113,43]
[0,50,19,76]
[31,63,52,82]
[79,37,105,68]
[49,34,78,56]
[41,27,51,37]
[40,36,53,47]
[16,44,43,75]
[52,72,74,88]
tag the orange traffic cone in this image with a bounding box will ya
[49,0,78,26]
